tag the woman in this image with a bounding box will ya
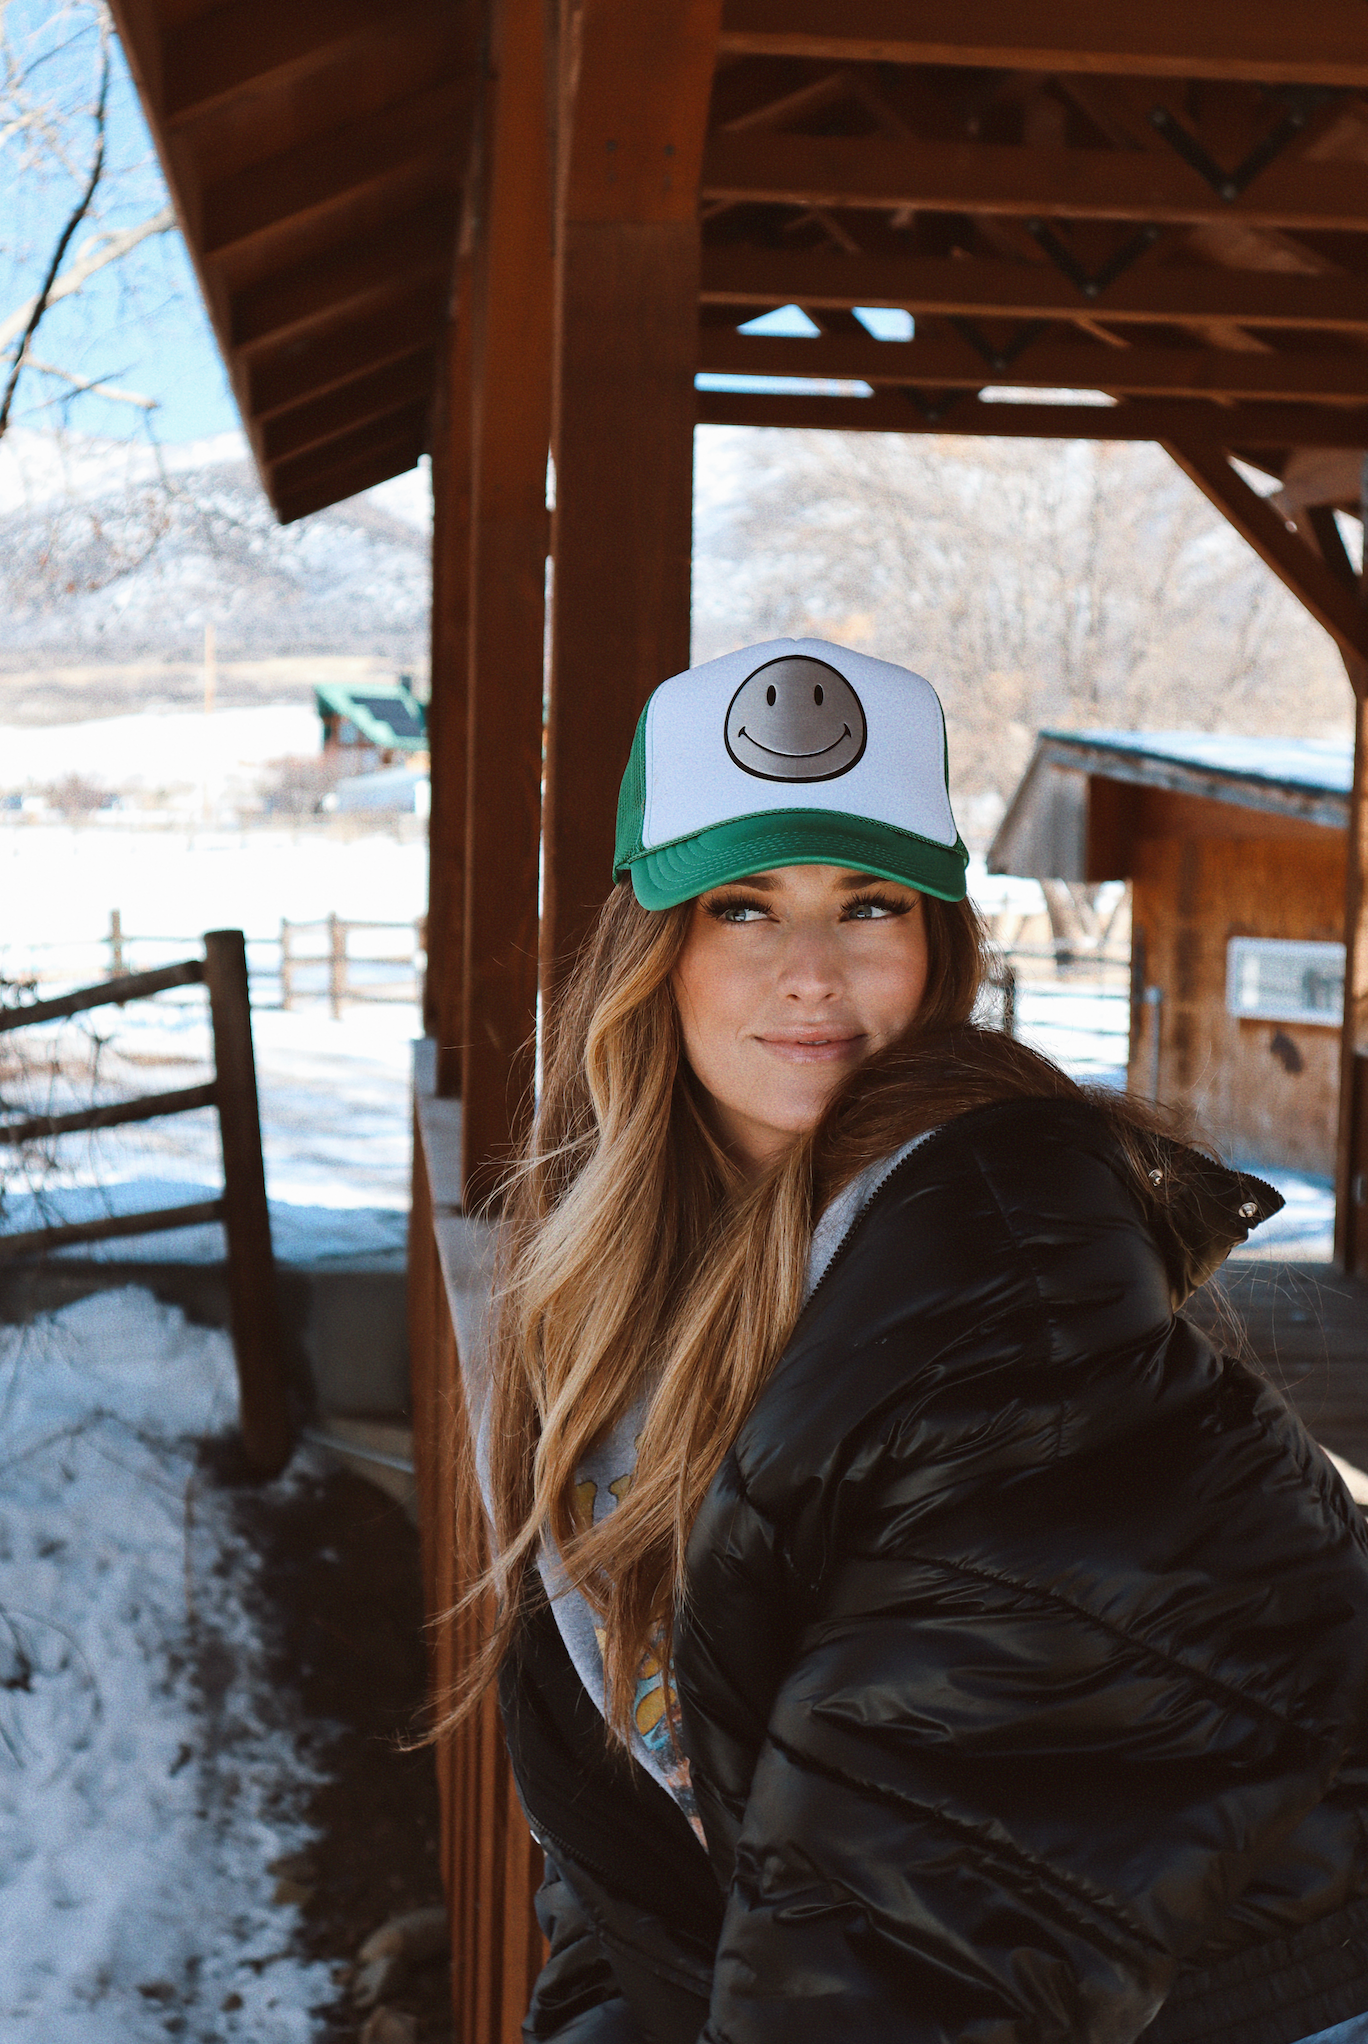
[462,639,1368,2044]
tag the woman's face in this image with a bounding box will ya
[671,863,930,1176]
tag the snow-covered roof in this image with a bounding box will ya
[989,727,1352,880]
[1040,729,1353,797]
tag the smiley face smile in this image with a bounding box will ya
[736,723,853,761]
[724,657,867,782]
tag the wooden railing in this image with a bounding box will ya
[0,928,292,1475]
[280,914,426,1017]
[409,1065,545,2044]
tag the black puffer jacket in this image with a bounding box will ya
[501,1098,1368,2044]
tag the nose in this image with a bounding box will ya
[774,920,845,1002]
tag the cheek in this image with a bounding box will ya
[671,933,756,1083]
[856,923,930,1037]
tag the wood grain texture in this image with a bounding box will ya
[1128,834,1347,1176]
[428,302,474,1094]
[718,0,1368,87]
[1335,689,1368,1271]
[459,0,554,1201]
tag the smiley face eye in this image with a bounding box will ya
[766,684,776,705]
[813,684,824,705]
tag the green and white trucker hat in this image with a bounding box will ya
[614,637,969,910]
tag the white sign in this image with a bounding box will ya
[1226,937,1345,1028]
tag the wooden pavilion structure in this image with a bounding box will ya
[107,3,1368,2033]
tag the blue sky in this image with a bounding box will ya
[1,3,240,444]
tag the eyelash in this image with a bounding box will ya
[703,889,912,924]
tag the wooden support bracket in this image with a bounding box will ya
[1162,441,1368,673]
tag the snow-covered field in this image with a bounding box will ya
[0,1288,336,2041]
[1,820,425,1261]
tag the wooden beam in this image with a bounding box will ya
[700,330,1368,403]
[541,0,721,992]
[701,132,1368,234]
[426,299,474,1090]
[200,78,468,260]
[1336,688,1368,1274]
[260,350,434,464]
[717,0,1368,88]
[161,0,438,126]
[1162,440,1368,663]
[459,0,555,1204]
[230,205,455,351]
[695,386,1368,447]
[245,280,447,419]
[269,400,429,501]
[699,247,1368,333]
[274,431,426,523]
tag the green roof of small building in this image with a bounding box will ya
[316,680,427,751]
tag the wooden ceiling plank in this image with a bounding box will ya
[716,0,1368,89]
[699,247,1368,331]
[200,78,467,260]
[275,435,426,524]
[1162,438,1368,662]
[259,350,434,463]
[694,387,1368,446]
[699,329,1368,401]
[269,399,429,496]
[701,132,1368,234]
[245,280,447,419]
[229,205,454,351]
[161,0,440,127]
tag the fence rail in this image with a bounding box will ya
[1,910,427,1017]
[0,929,291,1476]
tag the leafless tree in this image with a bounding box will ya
[693,426,1351,814]
[0,0,175,440]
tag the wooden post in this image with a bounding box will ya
[459,0,555,1204]
[1335,682,1368,1273]
[329,912,346,1020]
[279,918,294,1011]
[109,908,124,977]
[427,286,477,1097]
[540,0,722,995]
[203,928,291,1477]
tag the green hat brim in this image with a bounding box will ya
[620,808,969,910]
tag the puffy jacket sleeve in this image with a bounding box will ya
[684,1108,1368,2044]
[523,1859,640,2043]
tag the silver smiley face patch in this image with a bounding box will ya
[724,656,867,782]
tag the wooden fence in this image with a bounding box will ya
[0,928,292,1475]
[280,914,426,1017]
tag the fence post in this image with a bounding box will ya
[203,928,292,1476]
[109,909,124,976]
[329,912,345,1020]
[280,918,293,1011]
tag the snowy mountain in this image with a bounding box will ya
[0,428,432,664]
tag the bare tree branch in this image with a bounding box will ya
[0,24,112,437]
[20,356,157,410]
[0,203,176,357]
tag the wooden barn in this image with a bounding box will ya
[99,3,1368,2034]
[990,731,1354,1186]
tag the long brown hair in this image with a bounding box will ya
[463,880,1168,1738]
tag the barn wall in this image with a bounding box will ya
[1128,831,1347,1175]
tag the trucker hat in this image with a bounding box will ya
[613,637,969,910]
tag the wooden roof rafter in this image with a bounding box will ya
[107,0,472,518]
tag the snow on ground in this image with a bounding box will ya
[0,706,320,800]
[1,821,425,1261]
[0,1287,335,2041]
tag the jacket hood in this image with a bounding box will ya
[1125,1128,1283,1307]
